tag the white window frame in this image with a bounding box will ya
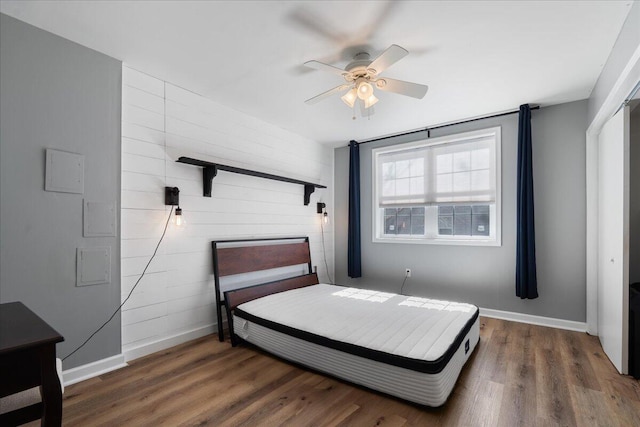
[372,127,502,246]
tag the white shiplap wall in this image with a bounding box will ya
[121,66,334,360]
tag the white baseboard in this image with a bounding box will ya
[61,325,217,386]
[123,324,215,362]
[480,307,587,332]
[62,354,127,387]
[61,311,584,388]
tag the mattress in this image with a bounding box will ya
[233,284,479,406]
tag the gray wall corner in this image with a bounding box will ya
[1,13,122,369]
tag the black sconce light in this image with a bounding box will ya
[165,187,184,226]
[317,202,329,225]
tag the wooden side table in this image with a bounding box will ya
[0,302,64,426]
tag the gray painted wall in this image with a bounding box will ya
[0,14,122,368]
[334,100,588,322]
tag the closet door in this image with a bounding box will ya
[597,105,630,374]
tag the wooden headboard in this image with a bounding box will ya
[212,237,318,343]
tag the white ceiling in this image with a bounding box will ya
[0,1,634,146]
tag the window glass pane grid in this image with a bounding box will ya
[374,127,500,245]
[438,204,490,236]
[382,207,425,236]
[377,138,496,207]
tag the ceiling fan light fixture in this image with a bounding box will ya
[364,94,379,109]
[304,44,428,113]
[356,80,374,100]
[341,88,357,108]
[375,79,387,88]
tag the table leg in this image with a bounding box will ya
[39,345,62,427]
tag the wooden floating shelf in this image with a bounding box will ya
[176,157,326,205]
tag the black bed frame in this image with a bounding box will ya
[212,237,319,343]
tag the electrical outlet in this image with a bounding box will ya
[405,268,411,278]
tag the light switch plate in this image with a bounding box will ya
[84,200,116,237]
[45,149,84,194]
[76,247,111,287]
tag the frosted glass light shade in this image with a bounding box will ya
[364,94,379,109]
[357,81,374,100]
[341,88,357,108]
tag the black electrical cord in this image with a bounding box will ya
[319,217,334,285]
[63,206,174,362]
[400,275,409,295]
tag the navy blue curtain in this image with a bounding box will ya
[516,104,538,299]
[348,140,362,278]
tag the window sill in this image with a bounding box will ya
[373,236,502,247]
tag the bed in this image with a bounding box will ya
[212,237,479,407]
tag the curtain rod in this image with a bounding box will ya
[352,105,540,146]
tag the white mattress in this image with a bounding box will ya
[233,284,479,406]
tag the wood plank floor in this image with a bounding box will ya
[43,318,640,426]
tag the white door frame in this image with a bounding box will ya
[586,46,640,335]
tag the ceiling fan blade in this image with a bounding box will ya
[288,8,349,45]
[367,44,409,75]
[375,77,428,99]
[305,84,352,105]
[304,60,348,76]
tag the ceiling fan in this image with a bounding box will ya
[304,44,428,112]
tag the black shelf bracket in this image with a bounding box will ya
[176,157,326,205]
[203,165,218,197]
[304,185,315,206]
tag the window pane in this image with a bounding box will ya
[438,215,453,235]
[382,162,395,180]
[472,213,490,236]
[396,178,410,195]
[396,160,411,178]
[453,212,472,235]
[454,205,472,215]
[472,205,489,214]
[411,213,425,235]
[453,171,471,192]
[471,148,490,170]
[412,221,425,235]
[383,181,395,196]
[438,205,453,235]
[454,205,472,235]
[453,151,471,172]
[436,153,452,173]
[397,208,411,216]
[397,215,411,234]
[385,215,397,234]
[410,177,424,194]
[471,170,490,191]
[472,205,490,236]
[411,158,424,176]
[437,173,452,193]
[439,205,454,215]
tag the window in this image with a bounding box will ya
[373,127,501,246]
[384,207,425,235]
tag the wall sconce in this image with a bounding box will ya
[317,202,329,225]
[165,186,184,226]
